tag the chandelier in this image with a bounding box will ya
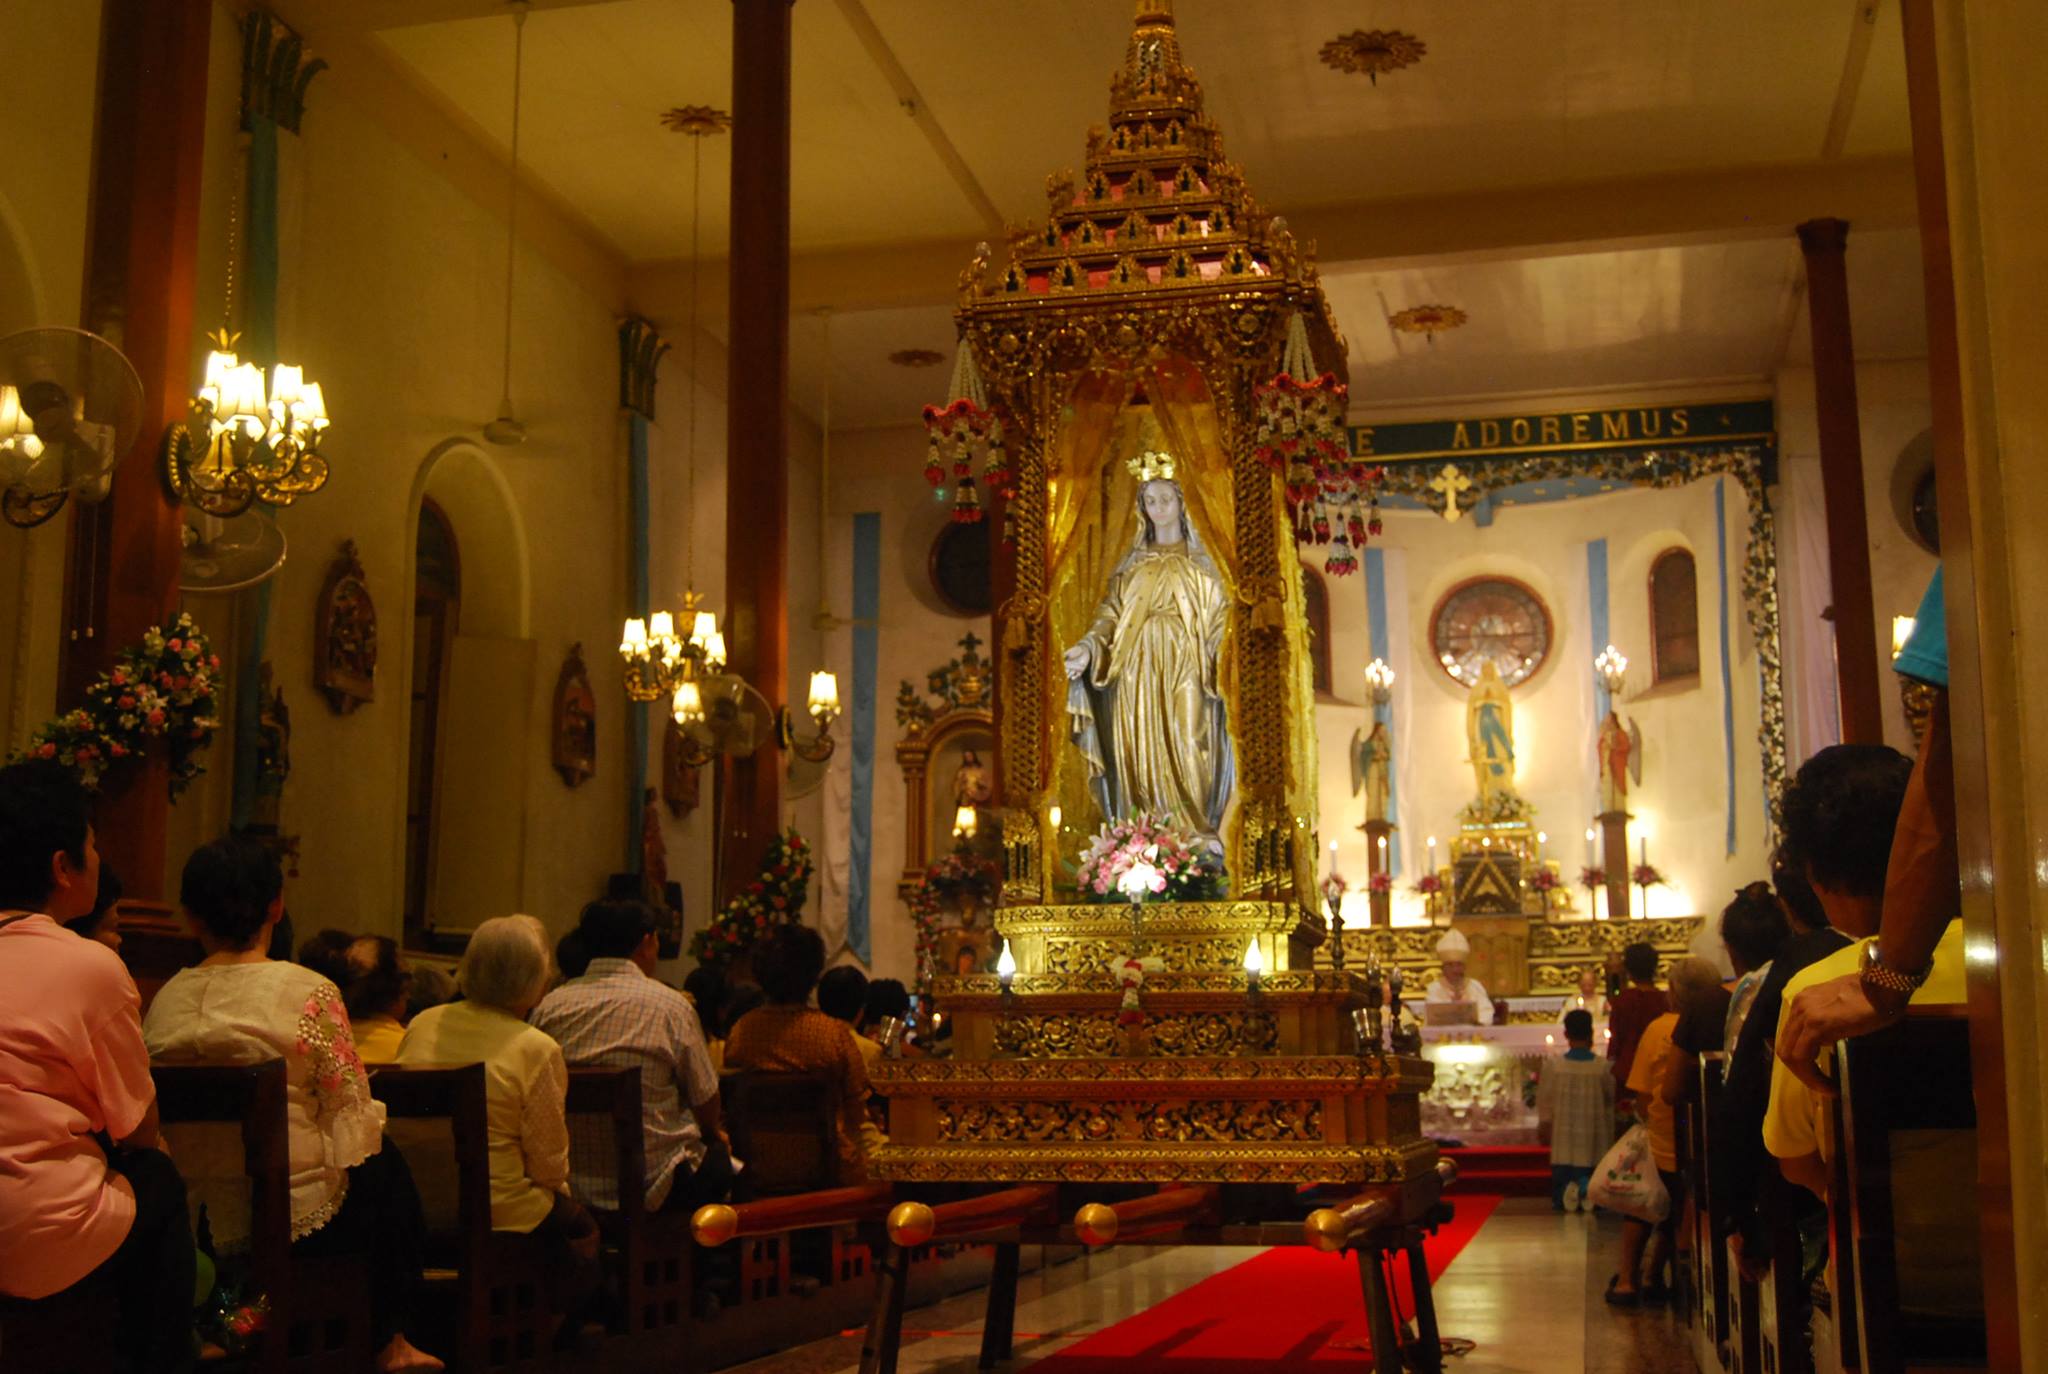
[161,329,329,516]
[620,99,840,768]
[1594,644,1629,696]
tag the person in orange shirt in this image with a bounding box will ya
[1608,956,1721,1307]
[724,924,875,1184]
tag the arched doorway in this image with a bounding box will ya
[400,440,533,950]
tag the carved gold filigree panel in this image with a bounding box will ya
[991,1009,1279,1058]
[936,1097,1324,1146]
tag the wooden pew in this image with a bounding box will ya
[1687,1053,1734,1364]
[155,1059,374,1374]
[719,1070,870,1305]
[0,1252,120,1371]
[562,1067,694,1365]
[1832,1008,1987,1373]
[372,1063,556,1374]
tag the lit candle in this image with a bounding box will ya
[1536,830,1547,862]
[1427,835,1438,873]
[1242,936,1264,992]
[1585,825,1596,869]
[996,939,1017,990]
[1049,805,1062,832]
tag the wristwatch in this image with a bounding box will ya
[1860,940,1933,1013]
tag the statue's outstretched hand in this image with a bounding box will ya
[1063,644,1091,680]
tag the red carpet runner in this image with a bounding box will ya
[1032,1195,1500,1371]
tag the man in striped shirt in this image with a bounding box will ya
[533,899,732,1213]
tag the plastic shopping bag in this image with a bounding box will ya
[1587,1123,1670,1222]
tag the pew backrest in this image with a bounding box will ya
[722,1070,840,1196]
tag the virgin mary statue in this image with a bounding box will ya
[1063,453,1234,847]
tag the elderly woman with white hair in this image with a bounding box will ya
[396,915,599,1317]
[1423,927,1496,1025]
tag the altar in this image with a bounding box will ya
[1411,1016,1568,1144]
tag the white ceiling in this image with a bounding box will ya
[359,0,1924,428]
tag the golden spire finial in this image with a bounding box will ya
[1135,0,1173,24]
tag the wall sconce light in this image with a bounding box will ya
[1364,657,1395,708]
[775,669,841,762]
[1891,615,1916,660]
[1594,644,1629,697]
[161,332,330,516]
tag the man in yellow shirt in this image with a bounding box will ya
[1763,922,1967,1192]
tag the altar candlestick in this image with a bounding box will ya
[1427,835,1438,873]
[1536,830,1546,862]
[1640,835,1648,868]
[1584,826,1596,870]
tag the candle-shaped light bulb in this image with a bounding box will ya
[672,680,704,725]
[996,939,1017,987]
[1242,937,1264,985]
[702,630,727,669]
[621,618,648,654]
[1049,805,1062,831]
[691,610,718,645]
[808,669,840,722]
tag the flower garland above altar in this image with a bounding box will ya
[688,827,812,967]
[1075,813,1225,905]
[12,613,220,798]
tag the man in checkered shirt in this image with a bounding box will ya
[533,899,733,1213]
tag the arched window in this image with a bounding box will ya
[1301,565,1333,696]
[1649,548,1700,684]
[404,499,461,948]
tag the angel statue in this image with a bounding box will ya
[1351,719,1392,823]
[1063,451,1234,850]
[1466,661,1516,805]
[1597,709,1631,814]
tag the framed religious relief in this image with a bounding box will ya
[1429,576,1552,687]
[661,717,701,816]
[313,540,377,714]
[551,644,597,787]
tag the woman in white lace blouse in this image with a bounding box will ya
[144,836,440,1373]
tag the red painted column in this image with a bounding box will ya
[60,0,214,900]
[719,0,794,905]
[1796,217,1884,746]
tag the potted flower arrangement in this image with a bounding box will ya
[906,850,1002,987]
[14,612,221,798]
[688,827,812,968]
[1368,873,1393,896]
[1075,812,1224,905]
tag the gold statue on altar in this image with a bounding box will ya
[1062,453,1234,850]
[1465,661,1517,807]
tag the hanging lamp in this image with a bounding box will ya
[483,0,529,445]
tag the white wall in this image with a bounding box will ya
[1774,360,1939,755]
[1321,479,1771,926]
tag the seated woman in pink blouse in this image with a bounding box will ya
[144,836,441,1374]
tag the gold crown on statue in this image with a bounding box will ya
[1126,450,1177,482]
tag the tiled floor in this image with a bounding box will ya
[724,1199,1698,1373]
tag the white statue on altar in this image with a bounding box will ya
[1426,927,1497,1025]
[1466,661,1516,806]
[1063,453,1234,847]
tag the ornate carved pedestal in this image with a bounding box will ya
[871,900,1437,1188]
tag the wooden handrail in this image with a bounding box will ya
[692,1182,895,1246]
[886,1185,1058,1247]
[1302,1158,1459,1253]
[1072,1184,1222,1247]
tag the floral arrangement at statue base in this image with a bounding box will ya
[11,612,220,798]
[907,847,1001,991]
[1074,812,1225,904]
[1459,792,1534,825]
[688,827,812,967]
